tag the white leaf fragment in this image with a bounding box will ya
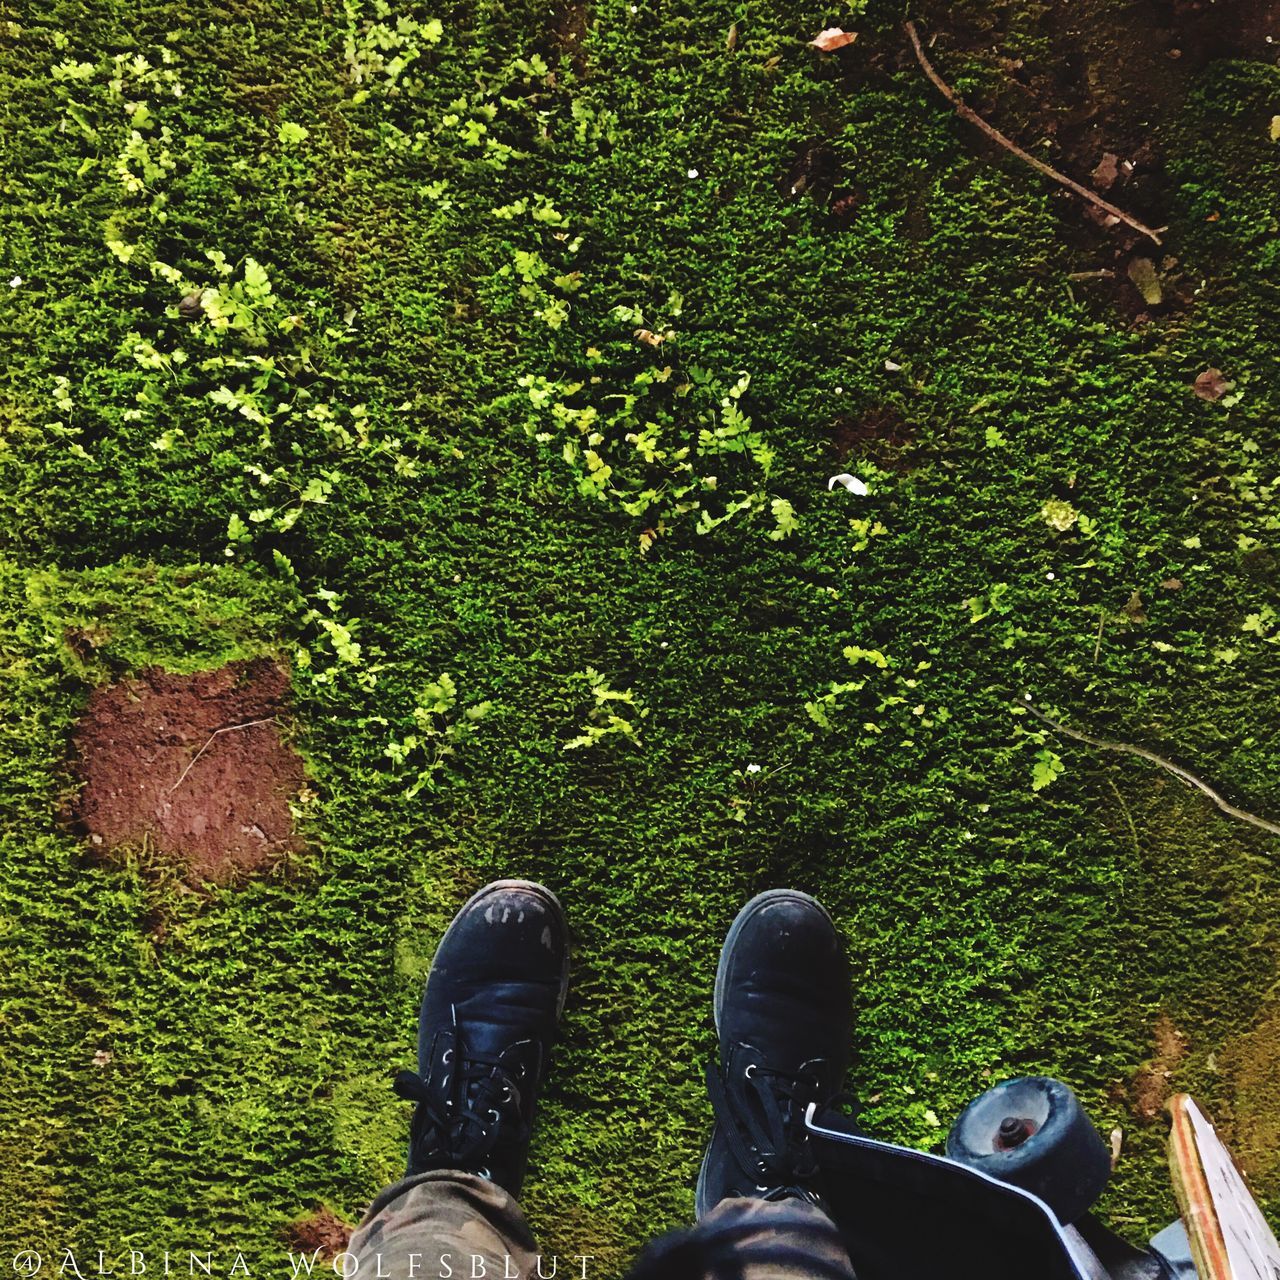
[827,473,869,495]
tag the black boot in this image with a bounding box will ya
[696,889,851,1218]
[393,879,571,1198]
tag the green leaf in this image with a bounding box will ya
[768,497,797,540]
[843,645,890,669]
[1031,748,1064,792]
[242,257,272,301]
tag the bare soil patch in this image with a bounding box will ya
[548,0,589,77]
[781,141,841,200]
[72,659,305,885]
[829,405,917,470]
[1127,1010,1187,1123]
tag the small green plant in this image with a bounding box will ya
[517,298,787,551]
[1242,604,1277,639]
[727,761,776,824]
[49,47,189,221]
[1011,702,1070,795]
[385,673,493,797]
[564,667,648,749]
[805,649,945,745]
[271,551,382,690]
[342,0,444,96]
[1040,498,1079,532]
[1031,747,1065,792]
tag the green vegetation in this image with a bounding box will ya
[3,0,1280,1269]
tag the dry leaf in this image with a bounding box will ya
[830,191,863,224]
[633,328,665,347]
[1126,257,1162,306]
[1271,115,1280,142]
[92,1049,113,1067]
[1122,590,1147,624]
[1091,152,1120,192]
[726,21,738,50]
[1192,368,1234,402]
[1160,578,1183,591]
[1110,1126,1123,1169]
[809,27,858,51]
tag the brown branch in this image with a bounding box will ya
[167,717,278,794]
[904,22,1165,246]
[1021,700,1280,837]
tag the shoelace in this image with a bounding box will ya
[394,1032,528,1175]
[706,1058,833,1196]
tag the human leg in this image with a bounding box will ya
[625,889,858,1280]
[349,880,570,1280]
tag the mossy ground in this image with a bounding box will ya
[3,0,1280,1270]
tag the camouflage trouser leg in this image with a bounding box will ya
[626,1197,857,1280]
[350,1175,854,1280]
[349,1171,541,1280]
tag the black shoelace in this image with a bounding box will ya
[394,1030,527,1175]
[706,1057,830,1196]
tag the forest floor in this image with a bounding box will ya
[3,0,1280,1269]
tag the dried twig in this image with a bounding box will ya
[904,22,1166,246]
[1021,700,1280,836]
[167,717,278,795]
[1106,776,1142,862]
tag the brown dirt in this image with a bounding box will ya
[828,405,917,469]
[72,658,305,885]
[281,1207,353,1259]
[780,141,841,200]
[548,0,590,77]
[1127,1010,1187,1123]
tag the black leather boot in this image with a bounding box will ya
[392,879,571,1198]
[696,889,851,1217]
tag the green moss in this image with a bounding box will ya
[3,0,1280,1266]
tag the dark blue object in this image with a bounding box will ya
[945,1076,1113,1225]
